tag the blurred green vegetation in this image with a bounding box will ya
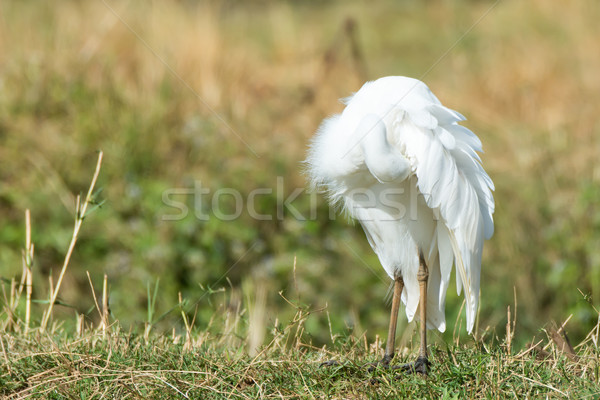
[1,0,599,350]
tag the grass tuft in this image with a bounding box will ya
[0,319,598,398]
[1,0,600,397]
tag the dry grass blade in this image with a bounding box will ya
[511,373,568,397]
[506,305,512,354]
[41,151,104,332]
[102,273,110,336]
[1,1,600,398]
[179,292,192,350]
[0,337,12,375]
[24,209,34,335]
[86,271,111,338]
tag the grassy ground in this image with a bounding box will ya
[1,333,598,399]
[1,296,599,399]
[1,0,600,397]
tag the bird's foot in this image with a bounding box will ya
[365,354,393,372]
[393,356,430,376]
[319,360,340,367]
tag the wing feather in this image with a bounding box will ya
[436,223,453,309]
[390,99,494,333]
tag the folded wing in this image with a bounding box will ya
[389,101,495,333]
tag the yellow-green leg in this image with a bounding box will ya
[382,277,404,365]
[400,249,430,375]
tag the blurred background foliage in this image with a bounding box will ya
[0,0,599,349]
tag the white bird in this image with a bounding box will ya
[306,76,494,374]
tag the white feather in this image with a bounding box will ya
[305,76,495,334]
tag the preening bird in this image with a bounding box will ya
[306,76,495,374]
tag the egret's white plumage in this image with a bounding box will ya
[306,76,494,334]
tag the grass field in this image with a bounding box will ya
[1,0,600,397]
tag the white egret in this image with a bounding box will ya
[306,76,495,374]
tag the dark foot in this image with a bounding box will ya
[394,356,430,376]
[365,354,393,372]
[319,360,340,367]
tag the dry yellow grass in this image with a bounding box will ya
[0,0,599,348]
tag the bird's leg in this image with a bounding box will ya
[398,249,430,375]
[384,277,404,365]
[367,276,403,371]
[415,249,430,374]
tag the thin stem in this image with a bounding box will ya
[41,151,103,332]
[102,273,109,337]
[24,209,33,335]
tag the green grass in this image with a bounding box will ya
[1,0,600,397]
[2,0,599,347]
[1,174,598,397]
[1,313,599,399]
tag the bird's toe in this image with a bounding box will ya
[319,360,340,367]
[365,354,393,372]
[393,356,430,376]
